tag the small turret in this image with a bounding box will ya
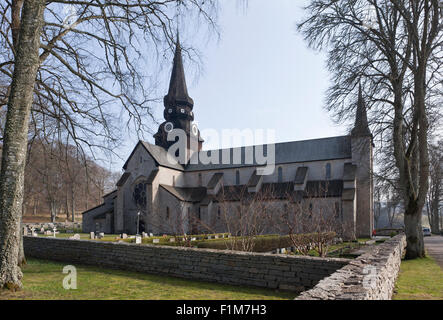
[351,84,371,137]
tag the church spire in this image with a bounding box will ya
[351,83,371,136]
[163,36,194,109]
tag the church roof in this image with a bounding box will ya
[186,135,352,171]
[123,135,351,174]
[160,185,207,203]
[161,180,343,204]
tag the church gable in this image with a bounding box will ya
[123,141,158,175]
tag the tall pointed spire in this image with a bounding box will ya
[163,35,194,109]
[351,83,371,136]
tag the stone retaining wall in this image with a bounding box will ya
[296,234,407,300]
[23,236,349,292]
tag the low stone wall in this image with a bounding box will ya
[296,234,407,300]
[23,236,349,292]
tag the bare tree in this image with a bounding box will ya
[0,1,220,290]
[426,141,442,234]
[193,185,276,252]
[0,0,45,290]
[298,0,442,259]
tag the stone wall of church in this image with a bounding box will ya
[24,236,349,292]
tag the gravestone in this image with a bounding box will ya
[191,237,197,241]
[121,233,128,239]
[69,234,81,240]
[169,238,176,243]
[90,232,95,240]
[153,239,160,244]
[97,233,104,239]
[149,233,154,237]
[214,235,219,239]
[44,230,52,236]
[135,236,142,244]
[142,232,148,238]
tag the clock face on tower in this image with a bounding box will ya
[164,122,174,133]
[191,123,198,136]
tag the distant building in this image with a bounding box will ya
[82,40,374,238]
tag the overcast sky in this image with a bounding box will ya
[109,0,349,172]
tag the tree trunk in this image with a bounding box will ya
[71,188,75,223]
[0,0,45,290]
[404,66,428,259]
[17,216,26,267]
[404,200,425,259]
[33,198,37,216]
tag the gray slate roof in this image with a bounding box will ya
[186,136,352,171]
[160,185,207,203]
[125,135,352,173]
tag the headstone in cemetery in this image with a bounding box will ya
[40,227,45,233]
[69,234,81,240]
[142,232,148,238]
[153,239,160,244]
[98,233,105,239]
[191,237,197,241]
[169,238,176,243]
[44,230,52,235]
[52,227,57,238]
[214,235,219,239]
[149,233,154,237]
[90,232,95,240]
[121,233,128,239]
[135,236,142,244]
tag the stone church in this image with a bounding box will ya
[82,40,374,238]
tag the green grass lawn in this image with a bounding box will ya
[0,259,296,300]
[393,256,443,300]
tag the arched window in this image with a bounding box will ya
[326,163,332,180]
[236,170,240,185]
[278,167,283,182]
[133,181,148,208]
[217,206,221,220]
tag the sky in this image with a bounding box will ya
[109,0,348,172]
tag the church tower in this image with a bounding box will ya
[154,37,203,157]
[351,84,374,238]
